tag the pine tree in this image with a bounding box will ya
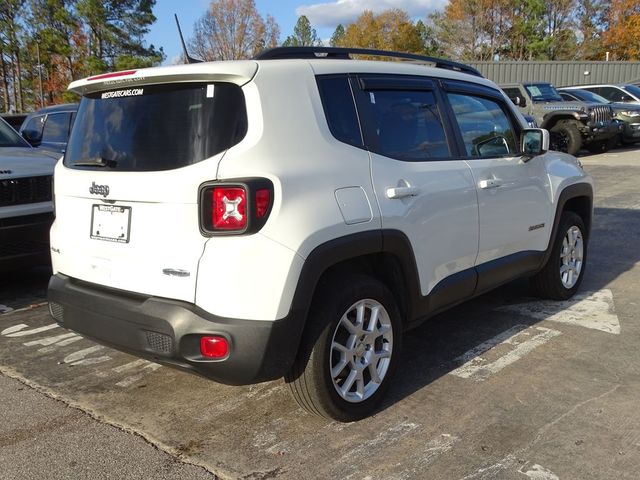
[283,15,320,47]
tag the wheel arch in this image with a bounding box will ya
[541,112,583,130]
[539,182,593,270]
[287,230,423,354]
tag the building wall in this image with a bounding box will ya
[467,61,640,86]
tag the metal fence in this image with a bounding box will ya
[467,61,640,87]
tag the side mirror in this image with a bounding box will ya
[21,129,42,146]
[521,128,549,160]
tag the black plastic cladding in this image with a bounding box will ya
[198,178,274,236]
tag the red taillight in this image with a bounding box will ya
[255,189,270,218]
[200,336,229,359]
[212,187,247,230]
[200,180,272,235]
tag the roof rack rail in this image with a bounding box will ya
[254,47,483,78]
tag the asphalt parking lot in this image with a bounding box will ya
[1,148,640,479]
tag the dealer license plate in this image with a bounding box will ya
[90,205,132,243]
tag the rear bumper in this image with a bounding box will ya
[0,213,53,270]
[48,274,303,385]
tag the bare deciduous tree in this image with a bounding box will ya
[189,0,280,61]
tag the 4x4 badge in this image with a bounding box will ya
[89,181,110,197]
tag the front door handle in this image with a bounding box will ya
[479,178,503,189]
[386,186,420,199]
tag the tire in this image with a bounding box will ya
[285,274,402,422]
[587,136,617,154]
[531,211,587,300]
[586,140,607,154]
[550,122,582,156]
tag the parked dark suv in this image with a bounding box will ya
[20,103,78,154]
[501,82,619,155]
[0,116,58,271]
[559,88,640,145]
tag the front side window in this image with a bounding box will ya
[362,89,450,161]
[65,82,247,172]
[447,93,517,158]
[21,115,45,144]
[42,112,71,143]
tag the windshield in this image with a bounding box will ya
[65,82,247,172]
[621,84,640,98]
[0,117,30,148]
[569,89,609,104]
[524,83,564,102]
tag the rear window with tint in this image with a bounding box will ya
[65,82,247,171]
[317,76,363,147]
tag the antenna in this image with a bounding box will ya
[174,14,202,64]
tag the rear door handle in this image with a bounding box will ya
[386,186,420,199]
[479,179,503,189]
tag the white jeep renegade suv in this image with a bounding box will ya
[48,47,593,421]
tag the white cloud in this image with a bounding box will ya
[296,0,447,29]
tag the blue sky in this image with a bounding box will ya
[146,0,447,65]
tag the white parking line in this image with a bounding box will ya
[497,289,620,334]
[519,464,560,480]
[23,332,79,347]
[115,363,162,388]
[388,433,460,480]
[37,335,83,353]
[62,345,112,366]
[1,323,59,337]
[450,326,561,381]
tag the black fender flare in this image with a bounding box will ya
[539,182,594,269]
[541,111,586,130]
[285,230,424,352]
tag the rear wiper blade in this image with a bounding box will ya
[73,156,118,168]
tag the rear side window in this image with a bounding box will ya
[363,89,450,161]
[65,82,247,172]
[317,76,363,147]
[42,112,71,143]
[447,93,517,158]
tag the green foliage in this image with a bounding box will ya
[330,24,345,47]
[337,9,428,55]
[429,0,609,61]
[283,15,320,47]
[0,0,164,112]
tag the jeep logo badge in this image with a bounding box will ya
[89,181,110,197]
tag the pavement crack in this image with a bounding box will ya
[528,383,621,449]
